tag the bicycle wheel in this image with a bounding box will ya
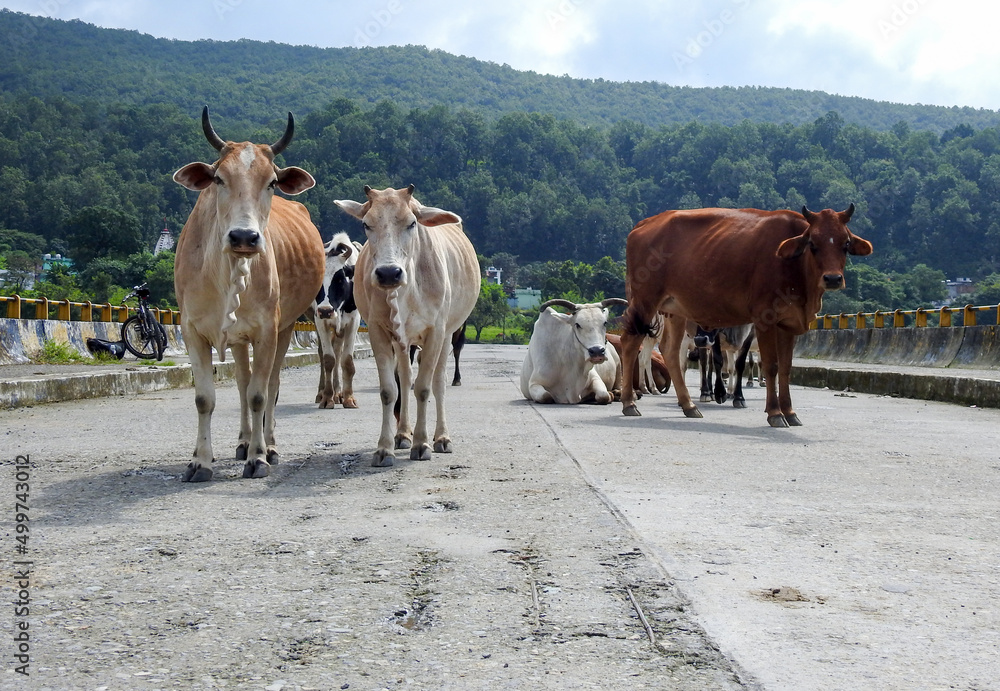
[121,315,159,359]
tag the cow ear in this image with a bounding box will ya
[334,199,368,220]
[173,162,215,191]
[848,234,873,256]
[776,234,809,259]
[275,166,316,195]
[415,205,462,227]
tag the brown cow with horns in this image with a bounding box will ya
[172,107,324,481]
[619,204,872,427]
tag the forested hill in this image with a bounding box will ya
[2,9,999,134]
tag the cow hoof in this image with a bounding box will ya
[700,394,712,403]
[410,444,432,461]
[623,405,642,417]
[315,393,322,403]
[318,399,333,409]
[372,450,395,467]
[343,396,358,409]
[732,398,747,409]
[243,459,270,478]
[395,435,412,450]
[182,462,213,483]
[683,406,703,419]
[235,442,249,461]
[434,438,453,454]
[768,414,790,428]
[267,449,280,465]
[452,379,462,387]
[785,413,803,426]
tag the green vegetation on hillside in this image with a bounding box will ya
[2,10,999,134]
[3,10,1000,308]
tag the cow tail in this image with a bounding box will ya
[623,305,660,339]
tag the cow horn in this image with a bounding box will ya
[539,299,579,313]
[600,298,629,309]
[842,202,856,221]
[801,205,818,223]
[335,242,353,258]
[202,106,225,151]
[363,185,373,197]
[270,112,295,156]
[404,184,415,197]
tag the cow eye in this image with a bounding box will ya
[407,221,416,231]
[267,179,277,191]
[214,175,225,186]
[362,222,371,234]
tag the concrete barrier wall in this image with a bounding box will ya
[0,317,325,365]
[794,325,1000,369]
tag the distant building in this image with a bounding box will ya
[39,253,73,281]
[153,222,175,255]
[485,265,503,285]
[945,277,975,304]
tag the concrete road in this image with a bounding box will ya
[2,344,998,690]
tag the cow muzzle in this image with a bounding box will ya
[822,273,845,290]
[317,306,335,320]
[228,229,261,255]
[374,264,405,288]
[587,345,607,364]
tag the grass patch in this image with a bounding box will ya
[33,340,91,364]
[465,325,527,344]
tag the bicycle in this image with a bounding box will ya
[121,283,168,361]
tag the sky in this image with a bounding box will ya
[3,0,999,111]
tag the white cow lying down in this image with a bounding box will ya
[521,298,628,404]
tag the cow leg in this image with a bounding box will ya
[261,324,294,466]
[241,328,278,479]
[431,337,455,454]
[315,324,326,404]
[340,327,359,409]
[755,325,787,427]
[698,346,712,402]
[316,322,336,408]
[663,314,701,417]
[182,334,216,482]
[330,337,344,406]
[618,327,645,415]
[394,339,414,451]
[370,326,400,466]
[776,327,801,426]
[731,331,753,409]
[639,336,658,394]
[410,333,447,460]
[232,344,252,461]
[451,323,466,386]
[712,338,726,404]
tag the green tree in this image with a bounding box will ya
[65,205,144,268]
[466,279,509,341]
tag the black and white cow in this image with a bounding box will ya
[313,232,361,408]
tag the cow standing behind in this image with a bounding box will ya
[620,205,871,427]
[335,185,479,467]
[521,299,627,404]
[172,107,324,481]
[313,233,361,409]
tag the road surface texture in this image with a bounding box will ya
[2,344,998,690]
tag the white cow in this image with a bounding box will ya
[335,185,479,467]
[312,233,361,409]
[521,298,628,404]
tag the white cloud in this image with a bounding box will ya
[2,0,1000,109]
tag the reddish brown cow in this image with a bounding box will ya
[620,205,872,427]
